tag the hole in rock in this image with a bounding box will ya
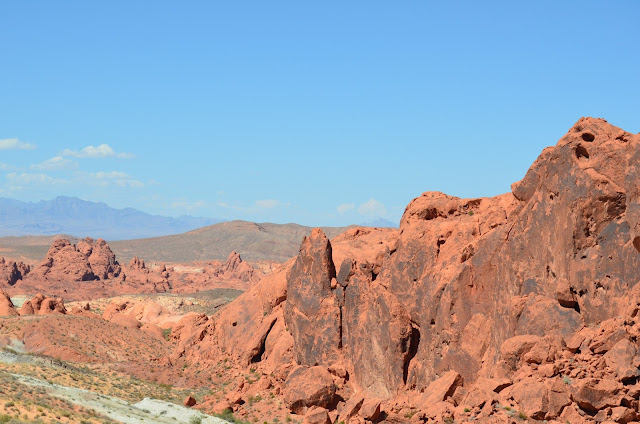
[250,319,277,363]
[546,265,556,278]
[402,324,421,385]
[581,132,595,142]
[633,236,640,254]
[575,145,590,160]
[436,238,446,258]
[558,297,581,314]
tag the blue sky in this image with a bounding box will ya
[1,1,638,226]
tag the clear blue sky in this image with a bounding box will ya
[1,1,638,226]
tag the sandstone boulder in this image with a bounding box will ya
[604,338,640,382]
[303,406,331,424]
[284,366,337,414]
[572,377,623,413]
[423,371,463,405]
[183,396,196,407]
[505,377,570,419]
[359,399,382,421]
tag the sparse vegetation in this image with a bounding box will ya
[214,408,251,424]
[162,328,172,341]
[403,409,417,419]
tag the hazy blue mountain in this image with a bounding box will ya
[0,196,223,240]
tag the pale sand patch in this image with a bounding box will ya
[11,373,227,424]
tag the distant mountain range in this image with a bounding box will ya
[0,196,223,240]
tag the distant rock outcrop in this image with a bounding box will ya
[19,293,66,315]
[0,289,18,316]
[76,237,122,279]
[210,251,260,284]
[122,256,171,292]
[0,257,30,287]
[2,236,264,298]
[32,237,120,282]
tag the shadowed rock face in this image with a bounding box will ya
[285,229,341,366]
[176,118,640,422]
[77,237,122,280]
[0,257,30,287]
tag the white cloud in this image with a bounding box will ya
[171,200,206,211]
[5,172,68,187]
[358,198,388,217]
[255,199,281,209]
[337,203,355,214]
[31,156,78,171]
[75,171,144,188]
[0,138,36,150]
[61,144,134,159]
[0,163,15,171]
[216,198,288,213]
[92,171,129,179]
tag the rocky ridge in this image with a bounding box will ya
[171,118,640,423]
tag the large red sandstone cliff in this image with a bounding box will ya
[174,118,640,423]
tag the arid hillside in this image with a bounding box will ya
[0,221,353,264]
[108,221,354,263]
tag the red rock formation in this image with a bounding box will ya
[175,118,640,422]
[212,251,259,283]
[32,238,121,281]
[0,258,30,287]
[0,289,18,316]
[284,229,341,366]
[6,239,263,298]
[76,237,122,279]
[172,251,263,292]
[121,257,171,292]
[284,366,338,414]
[19,293,67,315]
[172,252,264,292]
[184,396,197,407]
